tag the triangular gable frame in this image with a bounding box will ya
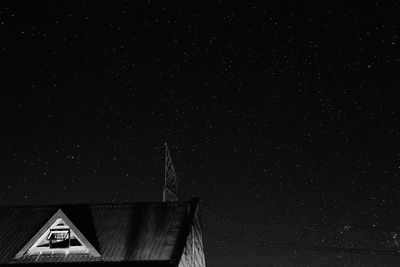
[15,209,101,259]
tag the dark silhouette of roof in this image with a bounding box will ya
[0,198,200,266]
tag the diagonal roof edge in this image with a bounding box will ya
[169,197,199,266]
[14,208,101,259]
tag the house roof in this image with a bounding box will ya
[0,198,199,265]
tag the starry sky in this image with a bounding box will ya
[1,1,400,266]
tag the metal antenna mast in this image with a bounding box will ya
[163,143,179,202]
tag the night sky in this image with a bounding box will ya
[1,1,400,266]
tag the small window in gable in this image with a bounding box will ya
[48,228,70,248]
[29,218,86,253]
[15,209,101,259]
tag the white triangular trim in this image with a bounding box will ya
[28,218,88,254]
[15,209,101,259]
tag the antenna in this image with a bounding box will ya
[163,143,179,202]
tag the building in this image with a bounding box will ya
[0,197,206,266]
[0,144,206,266]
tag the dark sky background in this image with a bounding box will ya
[1,1,400,266]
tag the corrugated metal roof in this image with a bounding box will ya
[0,199,197,265]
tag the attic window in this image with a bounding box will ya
[26,218,86,254]
[48,229,70,248]
[15,209,101,259]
